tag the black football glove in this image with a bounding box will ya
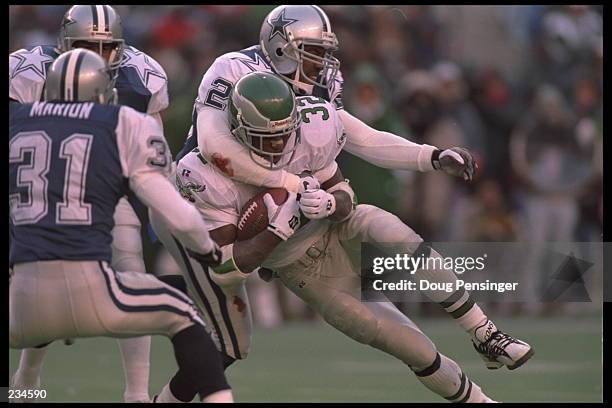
[432,147,477,181]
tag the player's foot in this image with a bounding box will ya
[125,393,151,403]
[10,371,41,403]
[472,320,534,370]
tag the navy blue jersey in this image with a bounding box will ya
[9,45,170,242]
[9,101,170,265]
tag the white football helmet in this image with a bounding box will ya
[260,5,340,96]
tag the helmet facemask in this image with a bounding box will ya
[58,5,126,81]
[230,100,302,170]
[62,38,125,80]
[279,31,340,96]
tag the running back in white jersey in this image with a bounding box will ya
[175,96,345,268]
[176,45,344,162]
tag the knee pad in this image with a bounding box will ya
[320,292,380,345]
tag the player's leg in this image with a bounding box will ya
[95,261,233,402]
[13,260,232,402]
[365,301,494,402]
[275,234,493,402]
[10,347,47,402]
[151,210,252,367]
[111,197,151,402]
[338,204,533,369]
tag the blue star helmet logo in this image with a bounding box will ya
[268,9,298,42]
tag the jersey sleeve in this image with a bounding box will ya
[307,100,346,173]
[115,106,173,184]
[9,48,47,103]
[115,106,216,254]
[175,154,240,230]
[144,54,169,115]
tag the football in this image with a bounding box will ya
[236,188,289,241]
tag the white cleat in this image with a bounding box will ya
[472,321,534,370]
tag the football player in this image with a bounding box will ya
[175,3,532,371]
[9,49,232,403]
[154,72,496,402]
[9,5,168,402]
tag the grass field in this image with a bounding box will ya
[9,315,602,403]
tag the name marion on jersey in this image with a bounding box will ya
[29,101,94,120]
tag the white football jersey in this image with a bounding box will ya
[177,45,344,159]
[8,45,168,116]
[194,45,343,115]
[176,96,345,268]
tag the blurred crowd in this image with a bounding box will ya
[10,5,603,320]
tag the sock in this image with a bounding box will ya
[172,325,230,401]
[13,347,48,387]
[413,353,494,402]
[118,336,151,402]
[414,247,489,334]
[202,389,234,403]
[155,383,184,403]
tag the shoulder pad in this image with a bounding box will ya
[120,46,168,93]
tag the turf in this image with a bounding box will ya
[9,316,602,402]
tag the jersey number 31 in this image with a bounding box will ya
[10,131,93,226]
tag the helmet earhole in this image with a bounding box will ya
[275,48,283,57]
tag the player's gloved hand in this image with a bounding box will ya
[264,191,301,241]
[432,147,477,181]
[299,189,336,220]
[298,175,321,196]
[186,243,222,267]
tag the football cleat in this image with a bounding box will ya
[472,326,534,370]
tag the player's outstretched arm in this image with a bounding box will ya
[118,108,219,259]
[339,109,477,180]
[136,174,220,260]
[339,109,437,172]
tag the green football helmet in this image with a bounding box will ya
[229,72,301,169]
